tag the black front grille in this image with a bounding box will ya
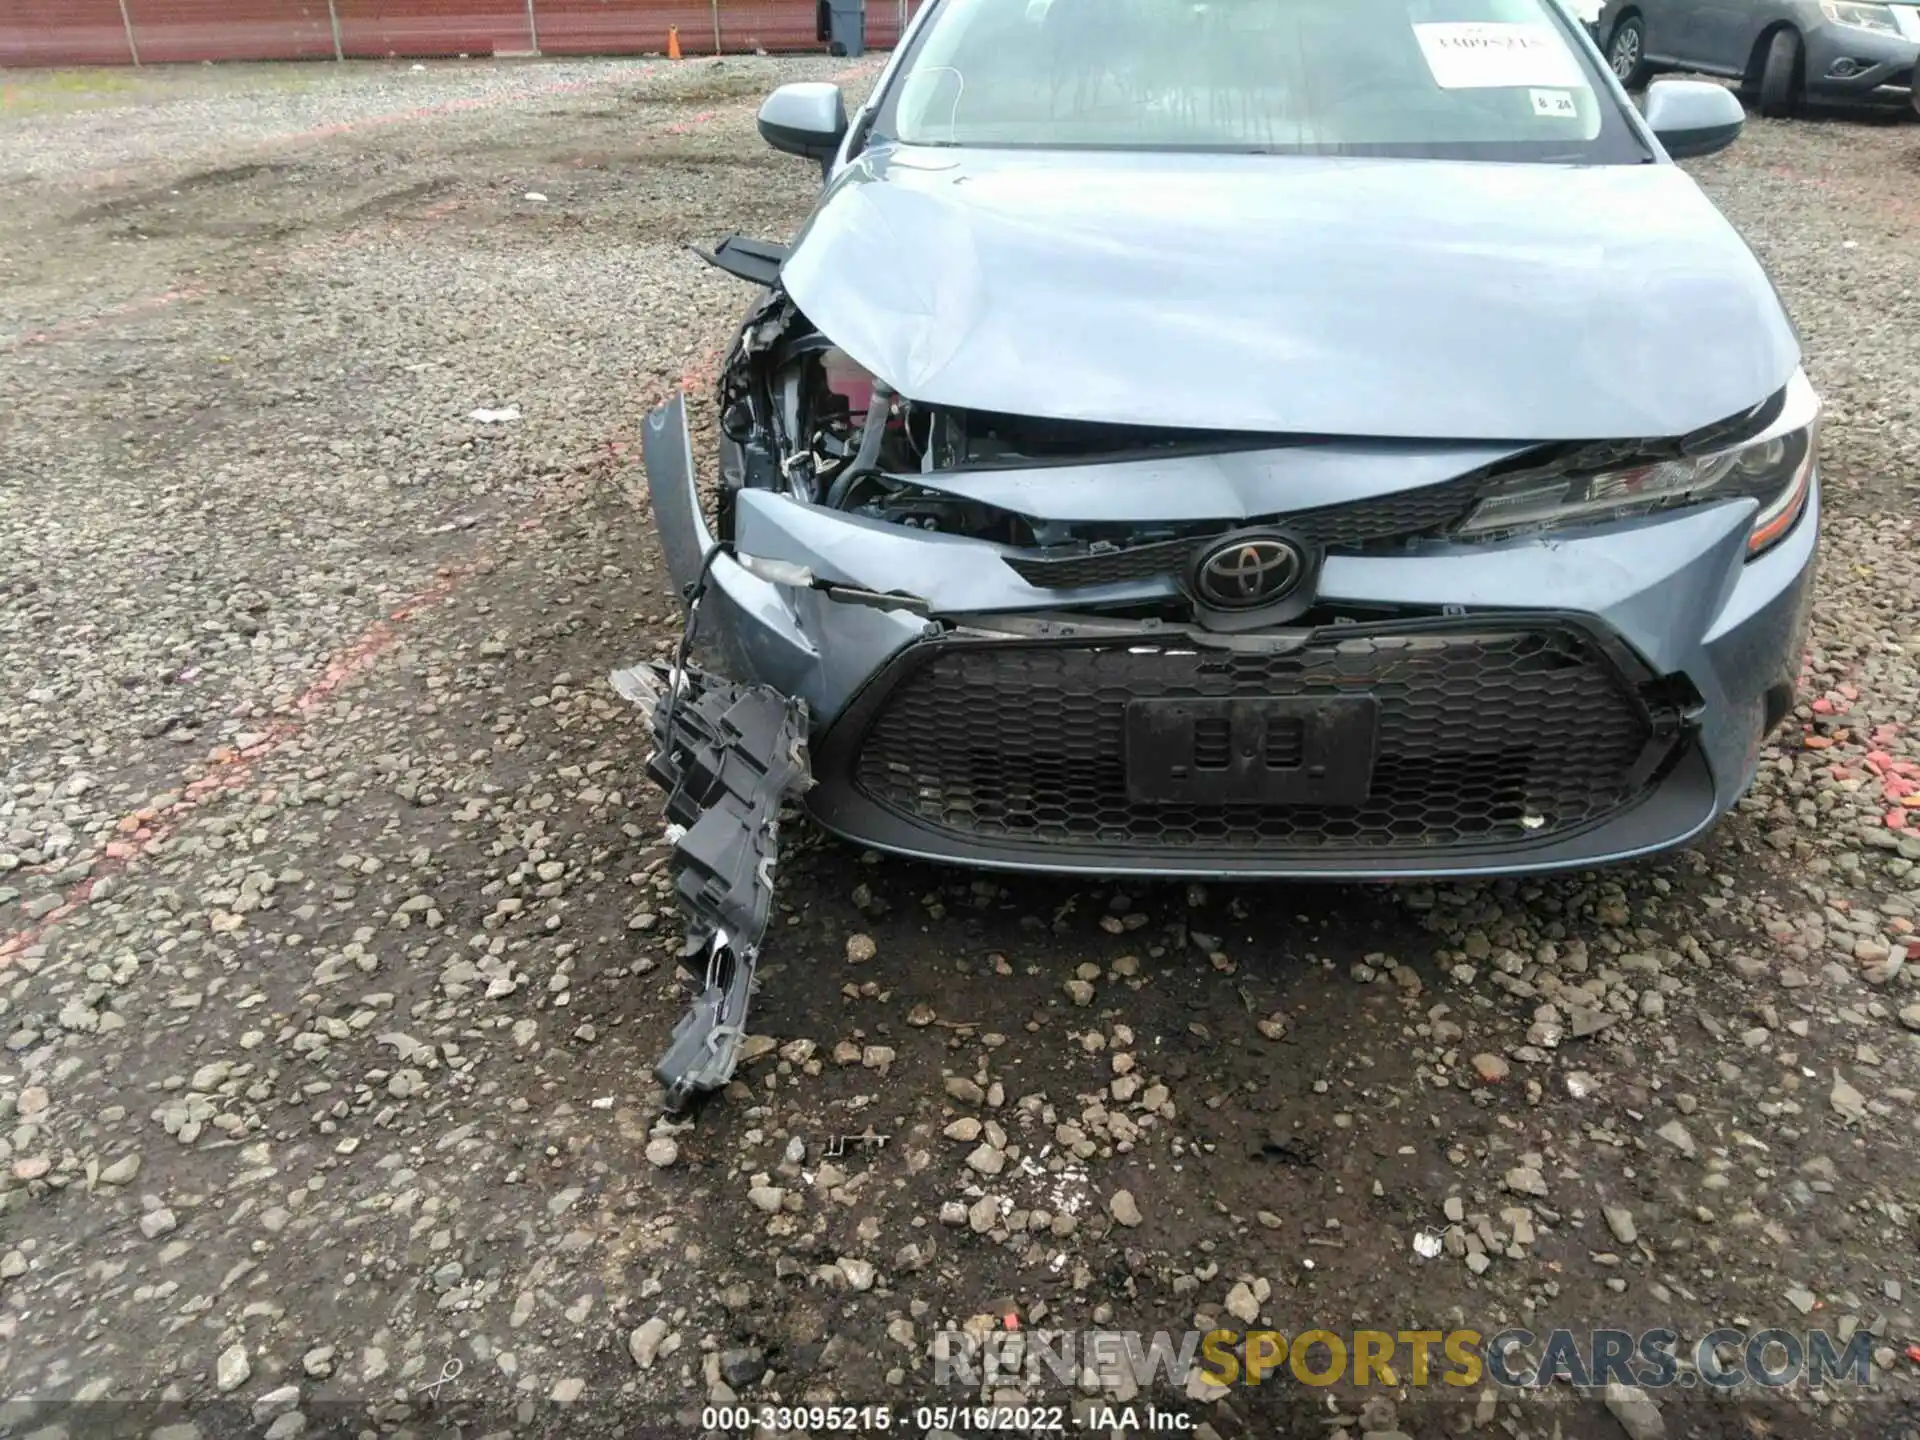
[850,626,1668,857]
[1007,536,1196,589]
[1004,474,1482,589]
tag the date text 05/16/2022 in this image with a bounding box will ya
[700,1404,1195,1432]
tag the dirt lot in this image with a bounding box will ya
[1,55,1919,1440]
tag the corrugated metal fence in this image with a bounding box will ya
[1,0,909,67]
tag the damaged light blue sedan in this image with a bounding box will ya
[621,0,1820,1105]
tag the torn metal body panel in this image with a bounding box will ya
[610,660,810,1109]
[641,391,937,725]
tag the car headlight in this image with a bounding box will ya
[1819,0,1901,34]
[1457,371,1819,558]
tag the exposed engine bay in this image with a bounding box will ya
[708,284,1794,599]
[715,287,1277,563]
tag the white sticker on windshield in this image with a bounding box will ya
[1530,87,1578,118]
[1414,22,1586,90]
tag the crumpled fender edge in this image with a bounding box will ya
[641,392,712,605]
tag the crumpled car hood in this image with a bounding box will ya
[779,145,1800,442]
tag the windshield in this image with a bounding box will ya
[873,0,1643,160]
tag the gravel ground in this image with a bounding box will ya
[1,60,1918,1440]
[0,59,694,186]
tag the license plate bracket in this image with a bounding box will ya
[1124,696,1378,806]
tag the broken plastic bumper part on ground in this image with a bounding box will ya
[611,660,810,1109]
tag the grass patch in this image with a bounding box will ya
[0,62,338,119]
[0,68,146,115]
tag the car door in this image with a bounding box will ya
[1645,0,1715,65]
[1685,0,1773,75]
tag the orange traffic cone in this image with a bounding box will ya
[667,25,681,59]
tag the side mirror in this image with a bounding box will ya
[757,82,848,162]
[1642,79,1745,160]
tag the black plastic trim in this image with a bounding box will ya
[806,611,1711,876]
[693,235,789,288]
[807,743,1716,877]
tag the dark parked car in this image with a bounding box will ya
[1597,0,1920,114]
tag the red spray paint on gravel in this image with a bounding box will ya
[0,58,881,968]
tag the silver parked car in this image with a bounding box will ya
[1598,0,1920,114]
[622,0,1822,1105]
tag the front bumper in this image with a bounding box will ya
[1804,22,1919,101]
[640,394,1819,879]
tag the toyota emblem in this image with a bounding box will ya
[1194,534,1307,610]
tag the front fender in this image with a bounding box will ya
[639,391,933,723]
